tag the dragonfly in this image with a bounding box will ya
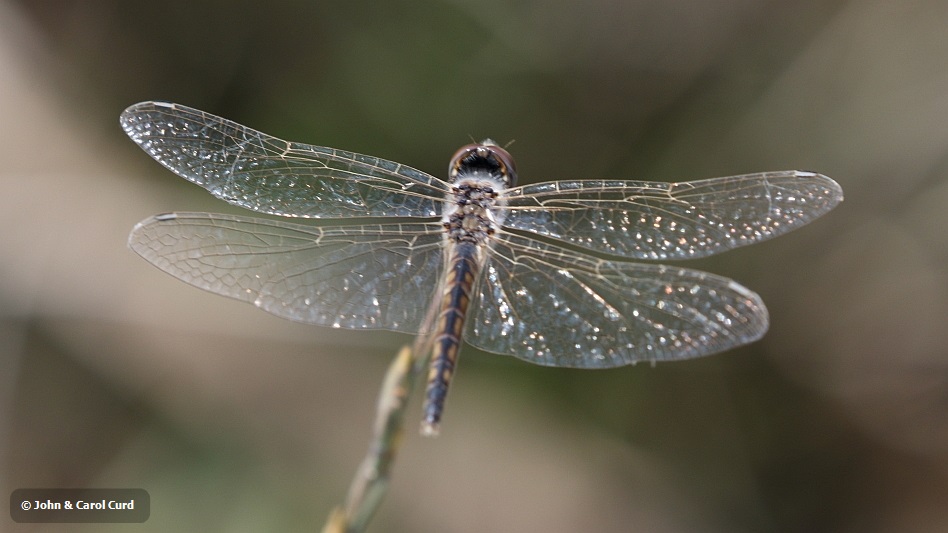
[123,101,843,435]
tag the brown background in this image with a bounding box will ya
[2,1,947,531]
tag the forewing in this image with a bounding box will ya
[502,171,843,259]
[121,102,448,218]
[129,213,445,332]
[465,232,768,367]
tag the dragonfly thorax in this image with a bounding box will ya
[442,179,504,245]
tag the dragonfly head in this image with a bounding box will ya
[449,140,518,187]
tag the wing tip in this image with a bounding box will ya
[119,101,179,131]
[793,170,845,204]
[127,213,178,246]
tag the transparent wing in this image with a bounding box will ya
[465,232,768,367]
[129,213,446,332]
[501,171,843,259]
[120,102,449,218]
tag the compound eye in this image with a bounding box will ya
[449,144,482,175]
[448,142,519,186]
[484,144,518,187]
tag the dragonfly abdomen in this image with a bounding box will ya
[421,241,483,436]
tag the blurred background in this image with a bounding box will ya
[2,0,947,531]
